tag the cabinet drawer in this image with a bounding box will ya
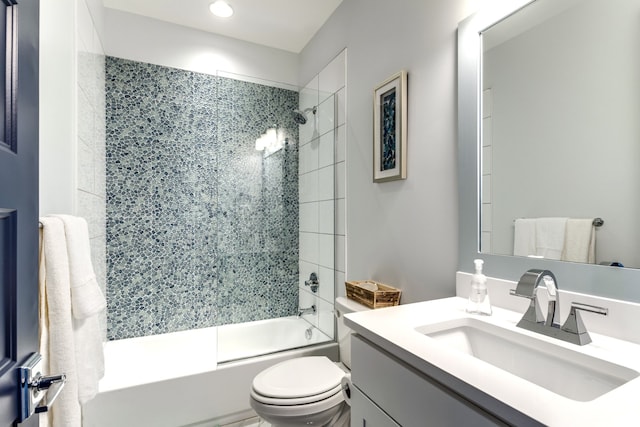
[351,384,400,427]
[351,335,509,427]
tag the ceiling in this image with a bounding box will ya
[103,0,344,53]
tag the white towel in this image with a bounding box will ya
[39,217,81,427]
[37,228,49,420]
[514,218,537,257]
[54,215,106,319]
[39,215,106,427]
[55,215,106,404]
[562,219,596,263]
[535,217,568,260]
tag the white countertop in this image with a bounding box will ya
[345,297,640,426]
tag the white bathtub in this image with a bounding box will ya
[83,317,337,427]
[218,316,332,363]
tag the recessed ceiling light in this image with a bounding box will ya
[209,1,234,18]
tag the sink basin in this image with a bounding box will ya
[416,318,639,402]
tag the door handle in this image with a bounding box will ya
[18,352,67,422]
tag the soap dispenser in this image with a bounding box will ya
[466,259,492,316]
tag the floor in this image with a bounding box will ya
[222,417,271,427]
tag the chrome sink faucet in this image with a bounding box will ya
[510,269,608,345]
[510,269,560,327]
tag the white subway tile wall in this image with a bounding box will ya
[76,0,107,295]
[298,50,347,340]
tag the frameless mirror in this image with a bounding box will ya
[479,0,640,269]
[458,0,640,303]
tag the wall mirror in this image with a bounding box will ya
[458,0,640,303]
[480,0,640,269]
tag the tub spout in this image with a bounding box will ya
[298,305,316,317]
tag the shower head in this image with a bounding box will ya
[292,106,317,125]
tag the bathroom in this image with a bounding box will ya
[5,0,640,426]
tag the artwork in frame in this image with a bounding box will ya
[373,70,407,182]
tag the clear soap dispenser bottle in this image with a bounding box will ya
[466,259,492,316]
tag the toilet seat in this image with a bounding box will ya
[250,356,346,415]
[252,356,345,399]
[250,387,345,418]
[251,383,342,406]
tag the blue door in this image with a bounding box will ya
[0,0,40,426]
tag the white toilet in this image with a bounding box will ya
[249,297,370,426]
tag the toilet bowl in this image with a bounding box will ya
[249,297,369,427]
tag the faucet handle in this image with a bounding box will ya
[570,302,608,316]
[561,302,608,345]
[305,272,319,293]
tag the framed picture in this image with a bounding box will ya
[373,70,407,182]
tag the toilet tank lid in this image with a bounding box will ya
[335,296,370,314]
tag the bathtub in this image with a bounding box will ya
[82,317,337,427]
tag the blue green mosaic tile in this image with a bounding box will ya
[106,57,299,340]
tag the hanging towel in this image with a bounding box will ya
[54,215,106,319]
[514,218,537,257]
[54,215,106,404]
[39,215,106,427]
[37,228,49,427]
[39,217,81,427]
[535,217,568,260]
[562,219,596,263]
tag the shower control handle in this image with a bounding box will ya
[305,272,319,293]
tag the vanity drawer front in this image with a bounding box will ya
[351,335,508,427]
[351,384,401,427]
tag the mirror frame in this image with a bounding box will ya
[457,0,640,303]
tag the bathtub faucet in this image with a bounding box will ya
[298,305,316,317]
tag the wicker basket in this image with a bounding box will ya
[345,280,401,309]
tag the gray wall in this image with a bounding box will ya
[299,0,481,302]
[105,57,299,340]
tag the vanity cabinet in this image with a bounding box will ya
[350,334,511,427]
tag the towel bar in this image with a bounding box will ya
[513,218,604,227]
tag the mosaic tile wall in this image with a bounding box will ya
[105,57,299,340]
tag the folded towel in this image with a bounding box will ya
[535,217,568,260]
[39,217,81,427]
[562,219,596,263]
[514,218,537,257]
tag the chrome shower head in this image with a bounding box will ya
[292,109,307,125]
[292,106,317,125]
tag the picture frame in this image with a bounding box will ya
[373,70,407,182]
